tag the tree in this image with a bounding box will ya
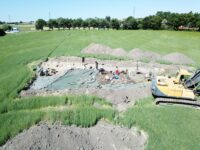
[82,20,89,29]
[89,18,99,29]
[111,19,120,30]
[65,19,71,29]
[98,19,110,29]
[0,21,5,24]
[0,29,6,36]
[57,18,65,29]
[161,19,169,30]
[2,24,12,31]
[167,13,180,30]
[35,19,46,30]
[142,16,162,30]
[137,19,143,29]
[34,12,200,32]
[156,11,171,20]
[196,21,200,31]
[123,17,138,30]
[48,19,57,30]
[105,16,111,22]
[84,19,90,29]
[73,18,83,29]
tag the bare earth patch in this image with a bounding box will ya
[21,56,194,111]
[128,48,161,62]
[0,121,147,150]
[81,43,195,65]
[162,52,195,65]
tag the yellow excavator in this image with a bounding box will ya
[151,69,200,107]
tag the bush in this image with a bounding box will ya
[2,24,12,31]
[0,29,6,36]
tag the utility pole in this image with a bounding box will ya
[48,11,51,20]
[8,15,11,23]
[132,0,136,18]
[133,7,135,18]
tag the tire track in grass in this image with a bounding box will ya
[47,33,71,58]
[6,33,71,100]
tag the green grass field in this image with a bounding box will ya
[118,98,200,150]
[0,24,35,32]
[0,30,200,149]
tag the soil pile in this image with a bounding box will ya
[128,48,161,61]
[162,52,194,65]
[0,121,147,150]
[81,43,113,55]
[81,44,195,64]
[81,43,127,57]
[111,48,127,57]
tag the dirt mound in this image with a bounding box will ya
[0,121,147,150]
[128,48,160,61]
[111,48,127,57]
[162,52,194,65]
[81,43,127,57]
[88,83,151,112]
[81,43,113,55]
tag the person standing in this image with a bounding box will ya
[95,61,99,70]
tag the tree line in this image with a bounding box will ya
[36,12,200,31]
[1,11,200,32]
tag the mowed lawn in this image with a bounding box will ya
[0,30,200,149]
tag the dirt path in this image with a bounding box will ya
[0,121,147,150]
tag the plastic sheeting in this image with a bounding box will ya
[47,69,99,90]
[30,68,147,91]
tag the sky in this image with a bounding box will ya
[0,0,200,22]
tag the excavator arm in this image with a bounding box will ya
[194,83,200,96]
[185,69,200,89]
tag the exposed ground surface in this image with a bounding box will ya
[0,30,200,150]
[20,56,194,111]
[81,43,195,65]
[0,121,147,150]
[162,52,195,65]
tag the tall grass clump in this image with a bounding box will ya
[0,111,44,145]
[45,107,115,127]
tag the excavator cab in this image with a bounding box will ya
[173,69,192,84]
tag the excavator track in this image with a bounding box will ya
[155,98,200,108]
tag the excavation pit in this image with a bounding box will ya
[21,56,194,111]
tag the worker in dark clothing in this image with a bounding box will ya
[95,61,99,70]
[82,57,85,63]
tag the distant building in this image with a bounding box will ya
[178,25,199,31]
[6,27,20,33]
